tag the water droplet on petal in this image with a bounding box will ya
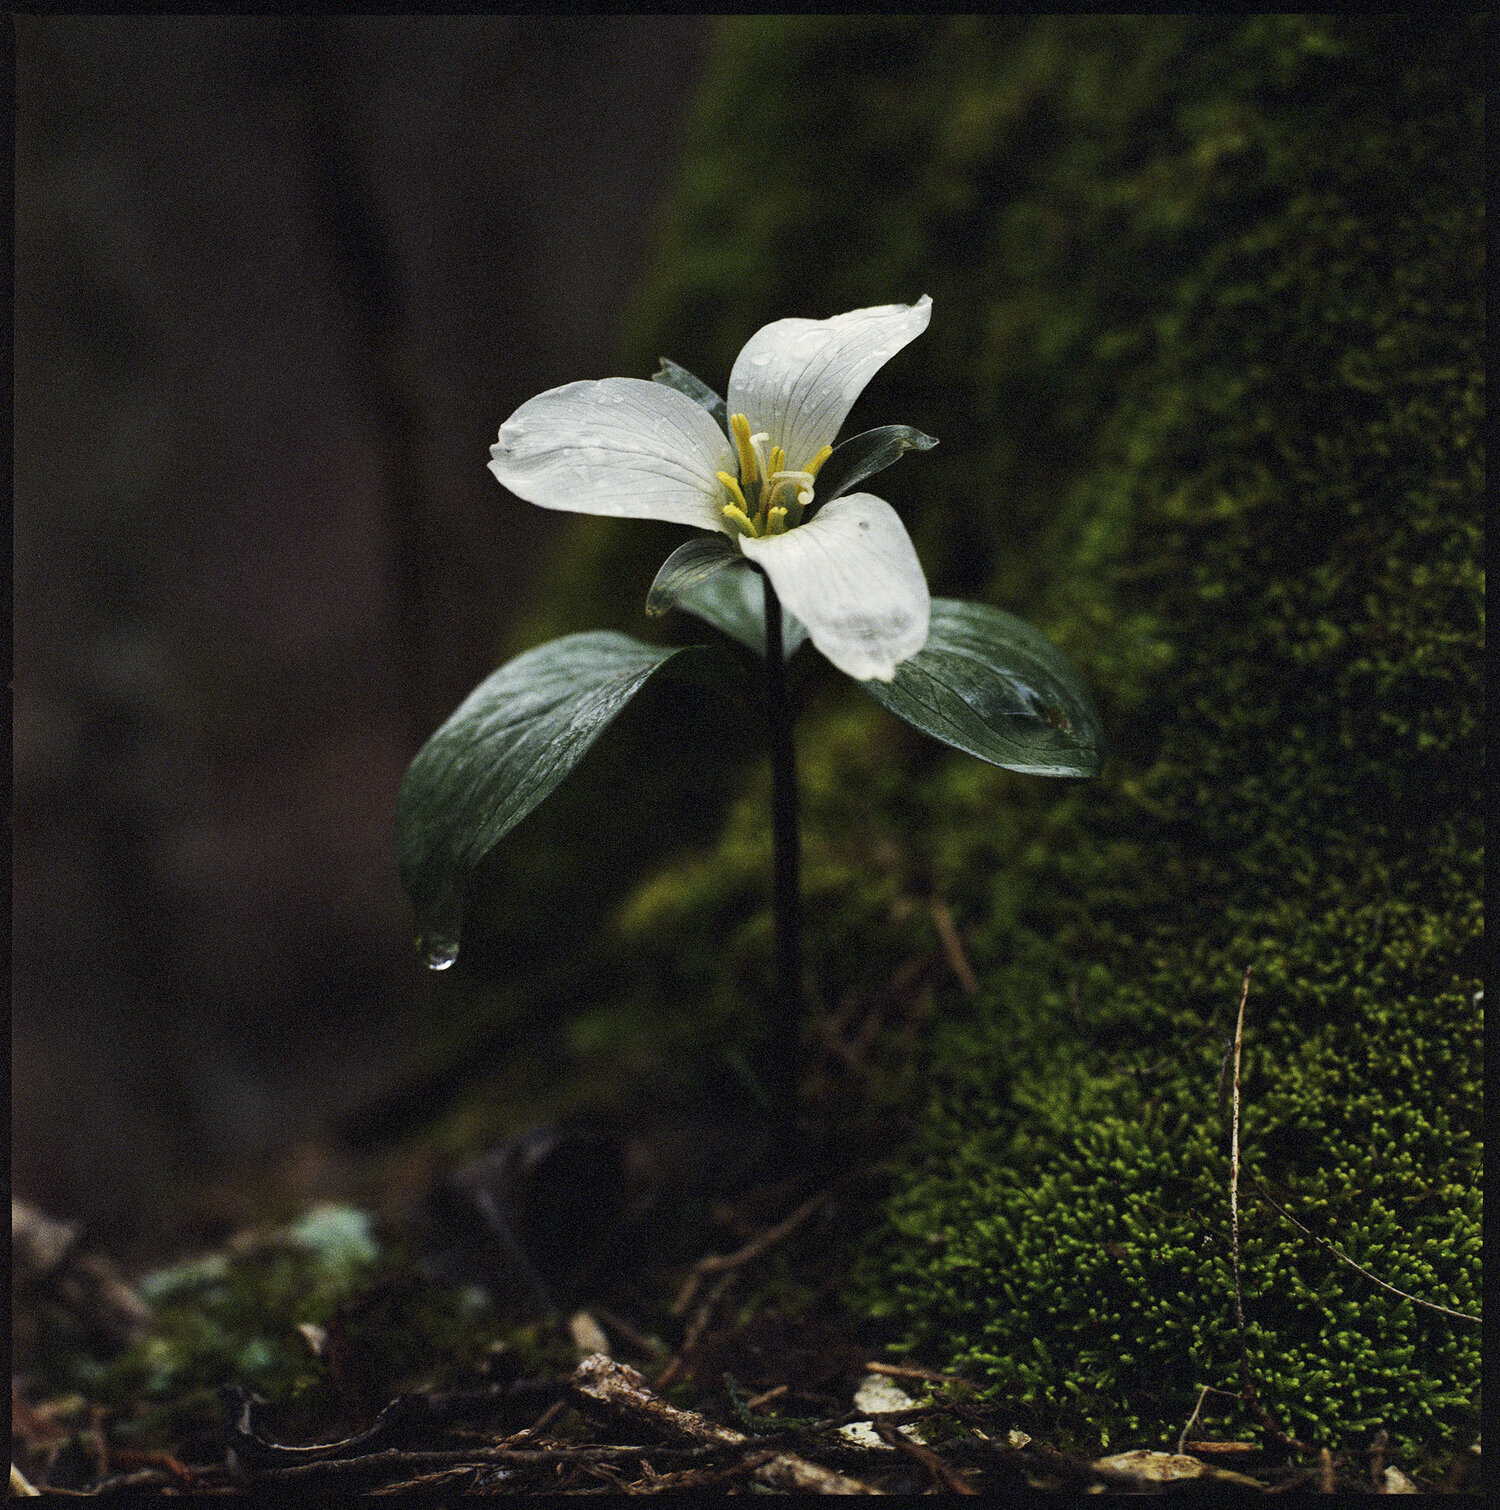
[750,351,773,367]
[422,933,460,971]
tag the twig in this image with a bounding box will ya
[875,1421,978,1493]
[1229,965,1251,1357]
[1177,1385,1212,1456]
[591,1305,669,1361]
[929,899,979,996]
[656,1270,737,1388]
[571,1354,876,1494]
[497,1396,567,1446]
[1175,1383,1239,1455]
[670,1188,833,1317]
[367,1466,479,1495]
[258,1441,750,1483]
[1319,1446,1337,1493]
[862,1361,966,1386]
[745,1384,790,1411]
[640,1449,780,1491]
[106,1447,193,1482]
[1367,1429,1388,1491]
[1224,968,1312,1457]
[1254,1183,1481,1325]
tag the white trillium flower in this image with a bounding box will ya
[489,297,934,681]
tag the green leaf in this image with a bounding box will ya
[861,598,1103,776]
[645,533,739,617]
[395,632,700,965]
[674,558,809,661]
[814,425,938,505]
[652,358,730,436]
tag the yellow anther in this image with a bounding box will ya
[722,503,759,538]
[718,471,749,513]
[806,444,834,479]
[730,413,758,488]
[769,444,786,478]
[766,505,789,535]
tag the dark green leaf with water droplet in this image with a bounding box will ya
[652,358,729,436]
[813,425,938,506]
[396,632,706,963]
[860,598,1103,777]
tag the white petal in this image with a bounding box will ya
[726,296,931,473]
[739,494,929,681]
[489,377,736,530]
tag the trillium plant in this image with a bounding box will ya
[395,297,1101,1093]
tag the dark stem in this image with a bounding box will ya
[761,572,803,1108]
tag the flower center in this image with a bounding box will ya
[717,414,833,539]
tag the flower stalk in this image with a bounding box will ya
[761,570,804,1105]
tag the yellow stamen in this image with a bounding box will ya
[717,471,749,513]
[722,503,758,537]
[730,413,758,488]
[765,505,789,535]
[769,444,786,478]
[806,444,834,479]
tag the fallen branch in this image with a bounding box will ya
[572,1353,877,1494]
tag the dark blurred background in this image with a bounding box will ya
[13,15,709,1256]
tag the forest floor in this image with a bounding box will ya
[12,1153,1481,1498]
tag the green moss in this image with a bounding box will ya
[56,1208,527,1447]
[531,13,1482,1463]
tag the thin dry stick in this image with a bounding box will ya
[1176,1384,1239,1456]
[1367,1429,1388,1491]
[930,899,980,997]
[1177,1385,1212,1456]
[671,1189,833,1317]
[1254,1184,1481,1325]
[874,1421,979,1494]
[497,1396,568,1447]
[656,1270,738,1390]
[1318,1446,1336,1493]
[1227,966,1311,1457]
[863,1361,967,1386]
[259,1442,735,1483]
[1229,965,1251,1353]
[590,1305,669,1361]
[744,1384,789,1412]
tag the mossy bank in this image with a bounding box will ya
[520,16,1482,1461]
